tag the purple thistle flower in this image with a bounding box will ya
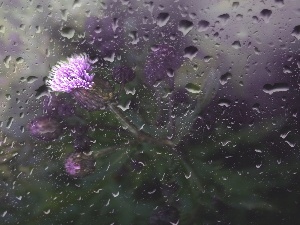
[47,54,95,93]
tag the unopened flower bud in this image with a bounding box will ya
[27,116,62,141]
[64,152,95,178]
[112,66,135,84]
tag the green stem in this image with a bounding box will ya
[108,103,175,147]
[108,103,140,136]
[94,143,130,158]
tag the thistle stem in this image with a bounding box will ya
[108,103,175,147]
[108,103,140,136]
[94,144,127,158]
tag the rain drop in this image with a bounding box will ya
[184,171,191,179]
[43,209,50,214]
[157,12,170,27]
[197,20,209,32]
[232,41,241,49]
[112,191,119,197]
[27,76,38,84]
[183,46,198,60]
[292,25,300,40]
[220,72,232,85]
[274,0,284,8]
[260,9,272,23]
[263,83,289,95]
[6,117,14,129]
[218,13,230,25]
[16,57,24,64]
[3,55,11,68]
[232,2,239,9]
[185,83,201,94]
[2,211,7,217]
[0,25,5,33]
[60,27,75,39]
[178,20,193,36]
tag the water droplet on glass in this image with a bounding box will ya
[103,52,115,62]
[292,25,300,40]
[35,85,48,98]
[256,163,262,168]
[148,189,156,194]
[263,83,289,95]
[0,25,5,33]
[232,41,241,49]
[27,76,38,84]
[285,140,295,147]
[232,2,239,9]
[204,56,212,62]
[218,14,230,25]
[185,83,201,94]
[60,27,75,39]
[157,12,170,27]
[167,68,174,77]
[260,9,272,23]
[105,199,110,206]
[5,94,11,100]
[61,9,69,21]
[183,46,198,60]
[197,20,209,32]
[220,72,232,85]
[129,31,139,44]
[2,211,7,217]
[218,99,231,107]
[3,55,11,68]
[280,130,290,139]
[16,57,24,64]
[43,209,50,214]
[112,191,119,197]
[178,20,193,36]
[73,0,81,8]
[6,117,14,129]
[117,101,131,111]
[274,0,284,8]
[184,171,191,179]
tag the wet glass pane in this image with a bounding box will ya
[0,0,299,224]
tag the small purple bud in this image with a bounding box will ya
[64,152,95,178]
[112,66,135,84]
[149,205,180,225]
[27,115,62,141]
